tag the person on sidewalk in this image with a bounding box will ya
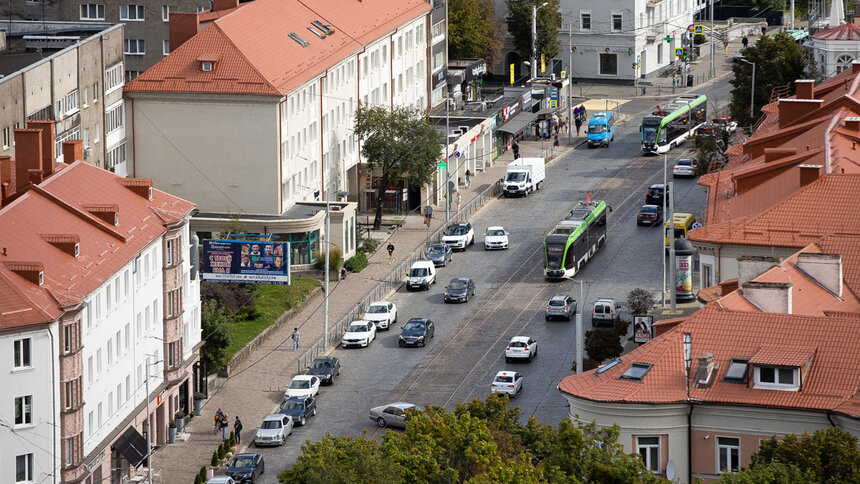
[291,328,300,351]
[512,140,520,159]
[387,243,395,264]
[579,105,587,120]
[234,416,243,444]
[574,116,582,136]
[220,411,229,440]
[742,35,748,48]
[465,169,471,188]
[760,19,767,36]
[553,133,559,147]
[456,192,462,210]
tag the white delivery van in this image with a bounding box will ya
[591,298,621,326]
[504,157,546,197]
[407,260,436,291]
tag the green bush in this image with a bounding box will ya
[195,474,203,484]
[344,252,369,272]
[694,33,705,44]
[234,306,261,321]
[313,247,343,272]
[199,467,207,482]
[217,442,226,459]
[211,451,219,467]
[358,237,378,254]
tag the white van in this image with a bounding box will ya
[592,298,621,326]
[407,260,436,291]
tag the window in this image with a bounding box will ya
[621,362,652,381]
[754,366,798,390]
[161,5,176,21]
[96,348,102,375]
[599,53,618,75]
[13,338,31,369]
[163,40,170,55]
[124,39,146,55]
[717,437,740,472]
[15,395,33,426]
[724,359,748,382]
[612,12,623,32]
[2,127,9,149]
[93,122,100,143]
[125,375,131,400]
[107,342,113,366]
[87,356,93,384]
[64,325,72,353]
[120,4,144,20]
[106,285,112,312]
[105,64,123,93]
[637,436,660,473]
[166,238,174,265]
[167,342,176,368]
[16,454,34,482]
[55,90,79,119]
[125,323,130,350]
[80,3,105,20]
[106,143,126,170]
[580,11,591,30]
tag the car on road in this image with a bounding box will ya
[673,158,696,178]
[491,371,523,397]
[442,222,475,251]
[253,414,293,447]
[369,402,424,429]
[637,204,663,226]
[545,295,576,321]
[341,320,377,348]
[592,298,621,326]
[279,396,317,426]
[444,278,476,303]
[733,47,747,63]
[484,226,509,250]
[363,301,397,330]
[425,243,453,267]
[712,115,738,134]
[645,184,665,206]
[407,260,437,291]
[206,477,235,484]
[399,318,435,347]
[284,375,320,400]
[225,453,265,483]
[505,336,537,363]
[305,356,340,385]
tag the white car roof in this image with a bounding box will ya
[411,260,434,268]
[207,477,234,484]
[386,402,418,409]
[510,336,531,344]
[486,226,505,231]
[495,370,517,377]
[368,301,390,307]
[262,413,287,421]
[290,374,315,382]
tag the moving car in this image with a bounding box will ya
[645,184,665,206]
[399,318,435,347]
[206,478,235,484]
[225,453,265,484]
[484,226,509,250]
[362,301,397,330]
[637,205,663,226]
[305,356,340,385]
[587,111,616,148]
[278,396,317,426]
[545,295,576,321]
[491,371,523,397]
[444,278,476,303]
[341,320,377,348]
[284,375,320,399]
[673,158,696,178]
[442,222,475,250]
[425,243,453,267]
[407,260,437,291]
[253,414,293,447]
[592,298,621,326]
[505,336,537,363]
[369,402,424,429]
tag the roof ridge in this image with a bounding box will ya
[209,22,280,94]
[28,183,128,244]
[0,268,56,322]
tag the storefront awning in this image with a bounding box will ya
[496,112,538,135]
[112,426,149,468]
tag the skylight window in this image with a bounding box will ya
[724,359,748,382]
[307,26,325,39]
[595,358,621,375]
[311,20,334,35]
[289,32,310,47]
[621,363,652,381]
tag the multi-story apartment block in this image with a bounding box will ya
[0,23,128,174]
[0,123,201,483]
[429,0,449,106]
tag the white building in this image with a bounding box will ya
[0,126,200,484]
[808,22,860,78]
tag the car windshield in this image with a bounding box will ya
[648,188,663,197]
[367,305,388,314]
[642,127,658,144]
[404,321,425,331]
[231,457,255,468]
[310,360,331,369]
[487,229,505,236]
[588,124,607,134]
[549,299,566,306]
[348,323,368,332]
[445,226,467,236]
[545,243,564,269]
[289,379,310,389]
[449,281,467,290]
[506,172,527,182]
[495,375,513,383]
[428,245,446,255]
[260,420,282,429]
[677,160,692,167]
[410,268,429,277]
[640,207,657,214]
[510,341,526,348]
[282,401,304,411]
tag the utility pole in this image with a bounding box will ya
[568,19,573,145]
[323,200,330,348]
[575,279,584,373]
[709,0,715,78]
[531,4,538,80]
[445,96,450,225]
[662,154,667,306]
[668,180,677,311]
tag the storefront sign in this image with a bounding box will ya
[85,450,106,472]
[432,68,448,88]
[675,254,693,295]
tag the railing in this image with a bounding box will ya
[297,179,503,372]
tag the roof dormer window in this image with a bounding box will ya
[38,271,44,285]
[74,243,80,257]
[201,61,213,72]
[197,54,220,72]
[754,366,799,391]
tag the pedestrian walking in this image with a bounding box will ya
[219,411,229,440]
[455,192,462,210]
[386,243,395,264]
[291,328,300,351]
[465,169,471,189]
[742,35,749,48]
[512,140,520,159]
[579,105,587,120]
[574,117,582,136]
[760,19,767,36]
[723,39,729,55]
[234,416,243,444]
[573,106,580,120]
[564,118,569,133]
[553,133,559,147]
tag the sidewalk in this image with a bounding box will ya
[151,135,585,481]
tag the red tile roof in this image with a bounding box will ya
[125,0,431,96]
[748,345,815,366]
[812,22,860,40]
[558,305,860,417]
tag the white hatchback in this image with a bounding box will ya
[363,301,397,330]
[284,375,320,400]
[504,336,537,363]
[341,320,377,348]
[491,371,523,397]
[484,226,509,250]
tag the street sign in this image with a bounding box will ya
[675,48,683,57]
[541,53,545,73]
[560,70,566,79]
[664,35,673,43]
[694,24,704,34]
[510,63,515,84]
[438,160,447,169]
[637,55,641,63]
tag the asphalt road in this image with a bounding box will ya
[248,86,720,482]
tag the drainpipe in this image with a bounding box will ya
[49,324,57,484]
[688,402,694,483]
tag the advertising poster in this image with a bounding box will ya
[202,240,290,285]
[675,254,693,295]
[634,316,654,344]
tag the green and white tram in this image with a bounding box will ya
[640,94,707,154]
[544,198,609,279]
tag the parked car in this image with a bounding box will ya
[369,402,424,429]
[645,184,665,206]
[545,295,576,321]
[673,158,696,178]
[206,478,235,484]
[444,278,476,303]
[399,318,435,347]
[733,47,747,62]
[362,301,397,330]
[637,205,663,226]
[407,260,437,291]
[712,115,738,134]
[284,375,320,400]
[425,243,453,267]
[505,336,537,363]
[484,226,509,250]
[592,298,621,326]
[253,414,293,447]
[278,396,317,426]
[225,453,265,484]
[491,371,523,397]
[305,356,340,385]
[442,222,475,250]
[341,320,377,348]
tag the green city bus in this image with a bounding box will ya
[640,94,707,154]
[544,198,609,279]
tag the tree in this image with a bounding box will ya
[354,106,443,229]
[449,0,503,69]
[729,33,811,127]
[278,433,402,484]
[627,288,656,315]
[585,327,623,363]
[200,299,233,372]
[505,0,561,73]
[721,427,860,484]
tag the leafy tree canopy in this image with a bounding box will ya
[505,0,561,69]
[449,0,503,69]
[200,299,233,372]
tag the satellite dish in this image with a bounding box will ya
[666,460,676,480]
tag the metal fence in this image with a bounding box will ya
[297,179,503,372]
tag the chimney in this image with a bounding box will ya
[737,255,781,286]
[853,61,860,74]
[763,147,797,163]
[798,164,823,186]
[13,129,42,192]
[795,79,815,100]
[719,278,739,295]
[0,155,11,188]
[62,140,84,164]
[742,282,792,314]
[778,98,824,128]
[695,353,716,387]
[26,120,55,177]
[845,116,860,131]
[212,0,238,11]
[169,13,201,52]
[28,169,43,185]
[796,253,842,297]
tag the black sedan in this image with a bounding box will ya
[225,453,264,483]
[399,318,435,347]
[425,243,453,267]
[444,278,476,303]
[305,356,341,385]
[279,396,317,426]
[637,205,663,226]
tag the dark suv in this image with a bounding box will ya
[646,184,665,206]
[399,318,435,347]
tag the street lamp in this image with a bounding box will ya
[531,1,549,80]
[738,58,755,132]
[143,356,163,484]
[323,190,349,349]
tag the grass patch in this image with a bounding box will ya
[225,277,320,358]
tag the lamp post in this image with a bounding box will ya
[575,278,584,373]
[709,0,715,78]
[144,357,162,484]
[567,18,573,145]
[323,190,348,349]
[739,58,755,132]
[531,2,549,80]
